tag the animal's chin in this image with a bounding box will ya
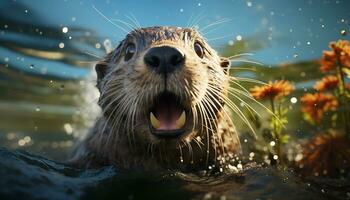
[148,91,191,139]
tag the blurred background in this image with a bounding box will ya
[0,0,349,161]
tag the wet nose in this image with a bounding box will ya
[144,46,185,74]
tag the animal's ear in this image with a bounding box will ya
[95,61,108,82]
[220,57,230,74]
[95,49,116,83]
[95,41,124,86]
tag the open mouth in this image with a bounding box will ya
[149,92,187,139]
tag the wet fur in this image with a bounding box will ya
[70,26,240,171]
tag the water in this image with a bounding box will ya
[1,0,350,199]
[2,148,348,200]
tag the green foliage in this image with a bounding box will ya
[343,68,350,79]
[270,98,290,163]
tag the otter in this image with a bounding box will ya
[71,26,240,171]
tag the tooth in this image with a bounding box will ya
[150,112,160,129]
[176,111,186,129]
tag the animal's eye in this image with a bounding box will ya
[124,43,136,61]
[194,41,204,58]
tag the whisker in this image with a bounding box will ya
[229,76,267,85]
[228,67,258,71]
[111,18,136,31]
[92,5,129,34]
[130,13,142,28]
[226,53,254,59]
[200,18,231,34]
[230,59,263,66]
[83,51,102,59]
[190,11,206,29]
[125,14,141,29]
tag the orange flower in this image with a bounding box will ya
[313,75,339,91]
[331,40,350,68]
[250,80,294,100]
[330,40,350,55]
[320,40,350,72]
[296,132,350,177]
[300,93,338,123]
[320,50,337,72]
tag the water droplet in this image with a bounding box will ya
[197,3,201,6]
[6,133,16,140]
[63,123,73,135]
[236,35,242,41]
[24,136,31,143]
[179,8,184,12]
[340,30,347,36]
[62,27,68,33]
[4,24,8,29]
[290,97,298,104]
[95,43,101,49]
[293,53,298,58]
[321,189,325,193]
[273,155,278,160]
[270,141,276,146]
[246,1,252,7]
[249,152,255,157]
[69,36,72,39]
[244,139,248,143]
[203,193,212,200]
[237,163,243,170]
[103,39,113,53]
[29,64,34,69]
[4,57,9,62]
[307,41,311,45]
[59,42,65,48]
[18,139,26,146]
[35,107,40,112]
[24,9,28,13]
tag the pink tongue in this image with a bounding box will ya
[154,101,182,130]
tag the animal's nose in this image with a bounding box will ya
[144,46,185,74]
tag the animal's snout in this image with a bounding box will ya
[144,46,185,75]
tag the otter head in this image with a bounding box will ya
[95,26,230,150]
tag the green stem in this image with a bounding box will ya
[270,98,276,137]
[335,53,350,136]
[270,97,281,164]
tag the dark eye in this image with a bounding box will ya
[124,43,136,61]
[194,42,204,58]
